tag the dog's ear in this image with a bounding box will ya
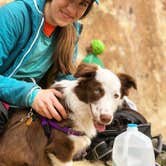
[74,63,98,78]
[117,73,137,97]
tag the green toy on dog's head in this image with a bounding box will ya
[82,39,105,68]
[91,39,105,55]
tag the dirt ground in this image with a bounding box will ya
[73,151,166,166]
[74,160,106,166]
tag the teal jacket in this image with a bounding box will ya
[0,0,81,107]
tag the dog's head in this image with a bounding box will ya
[74,63,137,132]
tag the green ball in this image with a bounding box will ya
[91,39,105,55]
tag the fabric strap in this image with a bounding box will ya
[0,102,9,118]
[40,116,85,136]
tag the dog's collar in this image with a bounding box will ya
[40,116,86,136]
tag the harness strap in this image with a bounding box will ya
[40,116,85,136]
[86,141,113,161]
[0,102,9,119]
[0,101,9,134]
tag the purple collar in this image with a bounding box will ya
[40,116,85,136]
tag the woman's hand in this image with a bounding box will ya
[32,89,67,121]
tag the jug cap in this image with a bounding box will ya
[127,123,137,127]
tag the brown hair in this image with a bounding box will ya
[53,24,76,75]
[40,0,94,88]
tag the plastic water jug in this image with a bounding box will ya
[112,123,155,166]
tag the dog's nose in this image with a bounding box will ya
[100,114,112,124]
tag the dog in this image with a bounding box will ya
[0,63,136,166]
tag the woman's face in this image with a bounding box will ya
[44,0,92,27]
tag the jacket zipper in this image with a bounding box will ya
[8,17,44,78]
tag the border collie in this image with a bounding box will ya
[0,63,136,166]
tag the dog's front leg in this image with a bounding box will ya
[48,153,73,166]
[72,136,91,155]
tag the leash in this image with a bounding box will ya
[6,109,37,131]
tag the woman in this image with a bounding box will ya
[0,0,99,131]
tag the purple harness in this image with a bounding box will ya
[40,116,85,136]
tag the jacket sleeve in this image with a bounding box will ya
[0,2,24,73]
[0,75,40,107]
[0,2,39,107]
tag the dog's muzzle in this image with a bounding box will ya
[100,114,112,124]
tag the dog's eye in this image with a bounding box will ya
[114,93,120,99]
[94,88,102,95]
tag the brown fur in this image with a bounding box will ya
[74,63,105,103]
[117,73,137,97]
[0,108,75,166]
[74,63,98,78]
[74,78,105,103]
[46,131,74,162]
[0,111,50,166]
